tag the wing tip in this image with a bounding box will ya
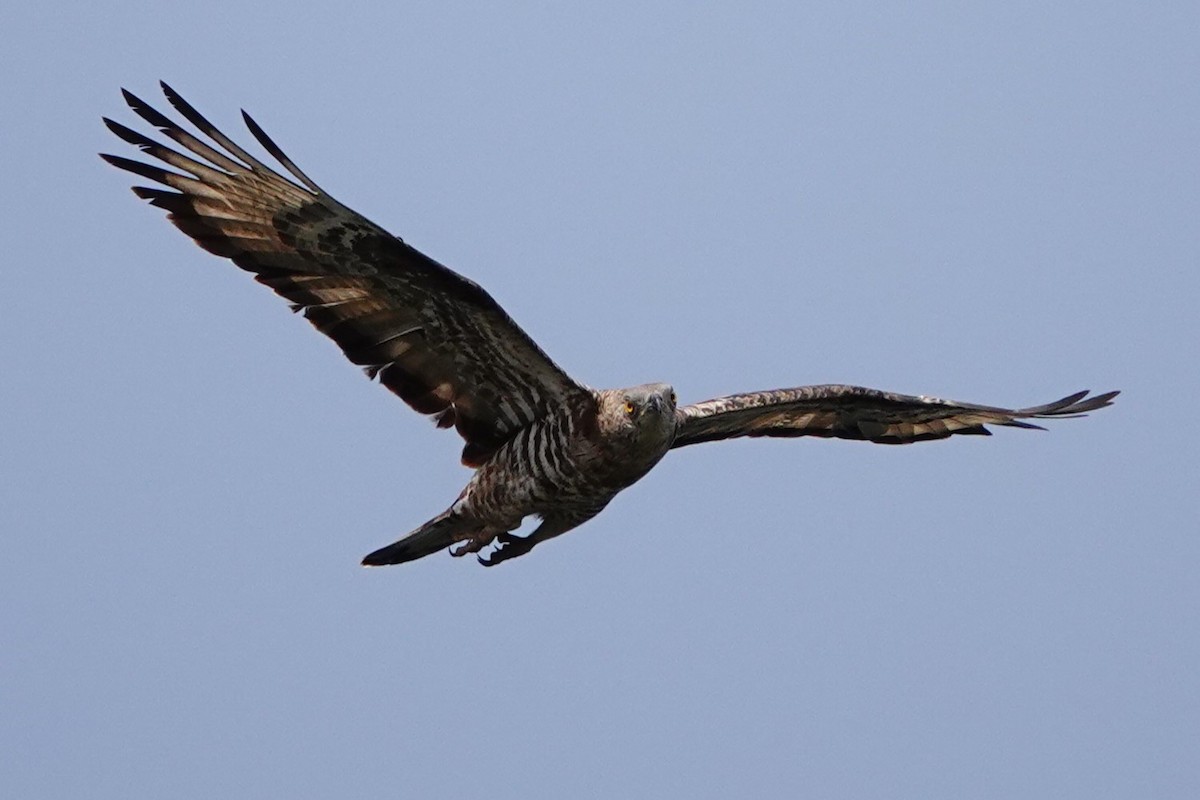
[102,116,154,150]
[240,107,324,194]
[120,86,141,110]
[1044,388,1120,417]
[1007,388,1120,420]
[159,79,182,106]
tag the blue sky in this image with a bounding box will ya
[3,2,1197,798]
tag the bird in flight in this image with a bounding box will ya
[102,83,1118,567]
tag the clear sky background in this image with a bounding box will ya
[3,3,1197,798]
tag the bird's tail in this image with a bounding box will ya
[361,511,479,567]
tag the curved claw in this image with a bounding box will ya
[450,535,495,558]
[477,533,533,567]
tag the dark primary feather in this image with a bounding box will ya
[672,385,1120,448]
[101,82,591,466]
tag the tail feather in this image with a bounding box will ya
[361,512,473,567]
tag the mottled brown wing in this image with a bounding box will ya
[102,82,592,466]
[672,385,1118,448]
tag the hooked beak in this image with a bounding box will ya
[648,394,664,413]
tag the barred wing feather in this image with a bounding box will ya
[101,83,590,467]
[673,385,1119,448]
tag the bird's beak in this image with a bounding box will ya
[648,394,664,413]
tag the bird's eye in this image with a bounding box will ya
[624,400,636,415]
[669,391,677,406]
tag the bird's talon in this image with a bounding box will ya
[450,535,494,558]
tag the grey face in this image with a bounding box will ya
[620,382,678,434]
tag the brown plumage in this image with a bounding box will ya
[102,83,1119,567]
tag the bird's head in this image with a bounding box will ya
[604,383,678,444]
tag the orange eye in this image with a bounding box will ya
[624,400,636,415]
[669,391,677,406]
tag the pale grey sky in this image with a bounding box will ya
[3,2,1197,798]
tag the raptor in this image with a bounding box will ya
[102,83,1118,567]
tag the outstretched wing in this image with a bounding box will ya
[102,82,592,466]
[672,385,1118,448]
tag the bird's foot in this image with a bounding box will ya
[477,532,535,567]
[449,534,492,558]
